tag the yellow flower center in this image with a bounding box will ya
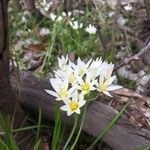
[81,82,90,92]
[98,83,106,92]
[69,73,75,84]
[69,101,79,111]
[58,87,68,98]
[79,67,85,76]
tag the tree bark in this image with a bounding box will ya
[0,0,15,113]
[144,0,150,19]
[11,71,150,150]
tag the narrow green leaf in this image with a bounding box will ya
[34,139,41,150]
[35,108,42,144]
[87,102,130,150]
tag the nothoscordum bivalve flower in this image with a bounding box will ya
[60,91,86,116]
[85,24,97,34]
[69,21,83,30]
[71,58,92,77]
[58,55,69,71]
[66,65,78,86]
[45,55,123,116]
[88,58,103,79]
[45,77,76,101]
[95,63,122,97]
[62,11,72,17]
[50,13,57,21]
[78,74,96,95]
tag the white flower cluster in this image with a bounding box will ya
[49,12,97,34]
[45,55,122,116]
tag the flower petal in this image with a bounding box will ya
[75,109,80,114]
[68,85,77,96]
[67,111,73,116]
[103,91,113,97]
[79,100,86,107]
[50,78,59,91]
[45,89,58,97]
[106,85,122,91]
[60,105,68,111]
[105,75,116,86]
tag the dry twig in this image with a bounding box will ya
[114,42,150,71]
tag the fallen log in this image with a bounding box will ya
[11,71,150,150]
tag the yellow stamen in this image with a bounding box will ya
[81,82,90,92]
[79,67,85,76]
[69,101,79,111]
[69,73,75,84]
[98,83,106,92]
[58,87,68,98]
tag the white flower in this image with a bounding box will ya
[44,6,49,11]
[95,63,122,97]
[56,16,63,22]
[55,65,78,86]
[88,58,103,79]
[78,74,96,95]
[71,58,92,77]
[45,77,76,101]
[62,12,67,17]
[62,11,72,17]
[60,90,86,116]
[124,4,132,11]
[50,13,57,21]
[66,65,78,86]
[85,24,97,34]
[69,21,83,30]
[58,55,69,71]
[96,75,122,97]
[41,0,50,11]
[100,62,114,79]
[68,12,72,16]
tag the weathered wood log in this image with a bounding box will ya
[11,71,150,150]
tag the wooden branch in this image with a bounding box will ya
[11,71,150,150]
[114,42,150,71]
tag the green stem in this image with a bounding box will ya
[41,24,57,71]
[51,104,61,150]
[87,102,129,150]
[70,103,88,150]
[35,108,42,144]
[63,115,78,150]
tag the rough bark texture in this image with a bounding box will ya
[0,0,15,113]
[144,0,150,19]
[11,71,150,150]
[64,0,73,11]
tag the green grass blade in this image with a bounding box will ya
[0,138,9,150]
[0,113,18,150]
[51,104,62,150]
[34,139,41,150]
[63,114,78,150]
[70,103,88,150]
[35,108,42,144]
[87,102,130,150]
[12,125,50,133]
